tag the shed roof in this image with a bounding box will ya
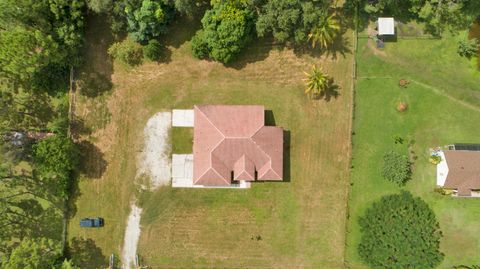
[193,105,283,186]
[378,17,395,35]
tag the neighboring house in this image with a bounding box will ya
[437,144,480,197]
[193,105,283,187]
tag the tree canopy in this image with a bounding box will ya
[1,238,62,269]
[0,0,85,92]
[256,0,331,45]
[125,0,172,43]
[351,0,480,36]
[359,191,444,269]
[32,135,79,198]
[191,0,255,63]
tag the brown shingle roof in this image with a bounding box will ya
[443,150,480,196]
[193,105,283,186]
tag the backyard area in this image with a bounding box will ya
[346,28,480,268]
[67,11,354,268]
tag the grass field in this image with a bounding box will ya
[68,12,354,268]
[345,35,480,269]
[171,127,193,154]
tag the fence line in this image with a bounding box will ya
[63,66,75,257]
[343,3,359,268]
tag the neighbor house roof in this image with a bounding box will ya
[378,17,395,35]
[193,105,283,186]
[443,150,480,196]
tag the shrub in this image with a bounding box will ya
[429,155,442,165]
[144,39,162,61]
[359,191,444,269]
[108,38,143,66]
[457,38,478,58]
[434,187,453,195]
[191,30,209,59]
[382,150,412,185]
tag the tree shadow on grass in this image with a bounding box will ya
[159,6,206,53]
[77,140,108,179]
[76,71,113,98]
[312,79,341,102]
[225,37,276,70]
[67,237,107,269]
[77,12,114,98]
[70,118,93,139]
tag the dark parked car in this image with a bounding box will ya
[80,217,104,228]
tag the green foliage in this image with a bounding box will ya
[60,259,80,269]
[191,0,255,63]
[173,0,199,15]
[125,0,171,43]
[144,39,163,61]
[0,86,54,133]
[303,65,329,97]
[352,0,476,36]
[458,38,478,58]
[0,27,65,83]
[382,150,412,185]
[0,0,85,92]
[256,0,329,45]
[191,30,210,59]
[108,38,144,66]
[33,135,79,198]
[434,187,453,196]
[86,0,113,13]
[1,238,62,269]
[429,155,442,165]
[48,0,86,54]
[308,11,340,49]
[358,191,444,269]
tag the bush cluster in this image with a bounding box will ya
[359,191,444,269]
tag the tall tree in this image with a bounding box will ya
[33,135,79,199]
[308,11,340,49]
[0,87,54,133]
[0,27,65,83]
[125,0,172,43]
[1,238,62,269]
[359,191,443,269]
[256,0,330,45]
[191,0,255,63]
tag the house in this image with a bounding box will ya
[436,145,480,197]
[192,105,283,187]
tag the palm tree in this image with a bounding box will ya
[304,65,329,97]
[308,12,341,49]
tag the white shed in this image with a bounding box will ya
[378,17,395,36]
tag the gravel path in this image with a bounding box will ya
[137,112,172,189]
[122,203,143,269]
[122,112,172,268]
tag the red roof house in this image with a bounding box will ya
[193,105,283,186]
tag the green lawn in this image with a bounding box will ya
[346,36,480,268]
[171,127,193,154]
[68,13,355,268]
